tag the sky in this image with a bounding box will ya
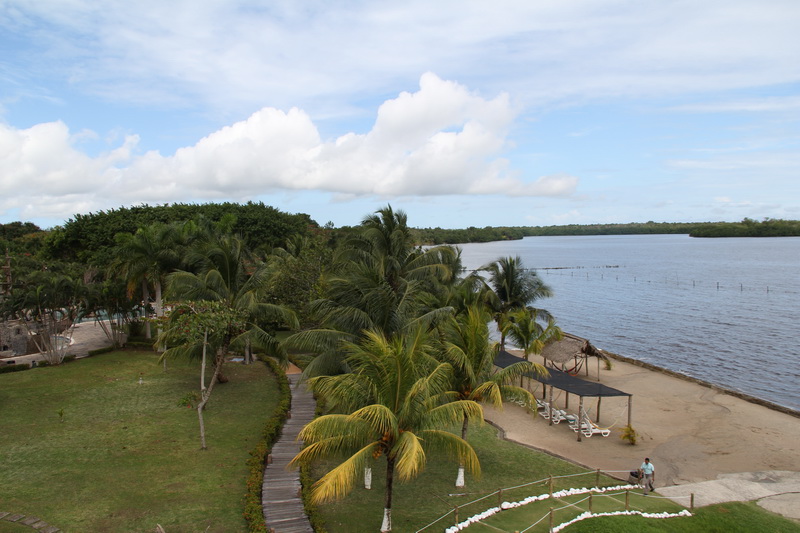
[1,1,799,230]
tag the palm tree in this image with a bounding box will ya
[160,233,297,449]
[289,327,482,532]
[110,222,181,339]
[506,308,563,362]
[285,205,456,376]
[439,305,545,487]
[481,256,553,349]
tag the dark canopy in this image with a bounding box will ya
[495,350,630,398]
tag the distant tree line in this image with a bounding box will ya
[688,218,800,238]
[411,219,800,244]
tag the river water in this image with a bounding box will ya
[457,234,800,411]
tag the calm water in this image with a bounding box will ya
[457,235,800,411]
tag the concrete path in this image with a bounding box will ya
[262,371,316,532]
[3,320,117,366]
[656,470,800,519]
[0,511,60,532]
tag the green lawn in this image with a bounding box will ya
[312,422,625,532]
[311,423,800,533]
[0,351,280,532]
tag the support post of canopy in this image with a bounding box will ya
[577,396,584,442]
[627,396,632,427]
[596,397,601,423]
[548,384,554,426]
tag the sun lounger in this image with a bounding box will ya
[550,408,578,425]
[569,419,611,437]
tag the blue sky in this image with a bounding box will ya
[1,1,799,229]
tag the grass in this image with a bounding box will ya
[0,350,281,532]
[311,422,624,532]
[565,501,800,532]
[310,422,800,533]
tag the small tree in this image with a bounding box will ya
[1,272,82,365]
[81,278,139,348]
[158,301,247,450]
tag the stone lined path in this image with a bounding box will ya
[0,512,60,532]
[262,372,316,532]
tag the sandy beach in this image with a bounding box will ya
[485,348,800,487]
[481,346,800,519]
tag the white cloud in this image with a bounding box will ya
[0,74,577,222]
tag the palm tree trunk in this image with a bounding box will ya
[456,413,469,487]
[381,457,395,532]
[141,279,151,339]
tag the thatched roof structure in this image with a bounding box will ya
[540,333,610,366]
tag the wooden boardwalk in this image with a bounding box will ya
[262,373,316,532]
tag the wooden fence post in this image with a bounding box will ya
[625,489,630,510]
[454,506,459,526]
[589,493,593,513]
[691,493,695,512]
[549,474,553,498]
[549,507,554,532]
[595,468,600,487]
[497,488,503,507]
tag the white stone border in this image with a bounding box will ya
[444,484,692,532]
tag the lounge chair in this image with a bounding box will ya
[550,408,578,425]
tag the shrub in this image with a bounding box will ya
[88,346,116,357]
[0,363,31,374]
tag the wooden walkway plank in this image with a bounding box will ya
[262,373,316,532]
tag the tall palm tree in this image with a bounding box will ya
[285,205,456,376]
[290,327,482,532]
[110,222,181,338]
[439,305,545,487]
[481,256,553,349]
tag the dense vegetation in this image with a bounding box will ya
[688,218,800,238]
[39,202,316,265]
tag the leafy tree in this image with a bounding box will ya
[158,300,250,449]
[290,328,482,532]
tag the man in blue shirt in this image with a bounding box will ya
[640,457,655,494]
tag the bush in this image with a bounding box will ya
[87,346,116,357]
[0,363,31,374]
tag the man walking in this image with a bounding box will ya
[640,457,655,495]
